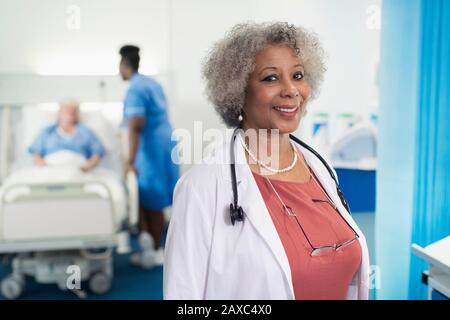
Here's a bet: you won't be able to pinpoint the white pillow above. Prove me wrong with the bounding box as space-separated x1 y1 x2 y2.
81 110 118 154
12 105 57 170
82 110 122 171
21 105 57 156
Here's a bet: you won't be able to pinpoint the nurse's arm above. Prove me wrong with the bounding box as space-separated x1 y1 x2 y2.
127 116 145 171
33 154 46 167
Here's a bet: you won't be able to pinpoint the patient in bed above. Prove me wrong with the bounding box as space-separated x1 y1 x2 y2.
28 99 105 172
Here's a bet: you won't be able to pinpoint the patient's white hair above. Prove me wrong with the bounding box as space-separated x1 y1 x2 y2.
202 21 326 127
59 98 80 110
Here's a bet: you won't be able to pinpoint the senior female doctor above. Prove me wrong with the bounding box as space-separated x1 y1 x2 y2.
164 22 370 300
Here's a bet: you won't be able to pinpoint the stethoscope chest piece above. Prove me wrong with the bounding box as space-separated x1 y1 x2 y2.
229 203 245 225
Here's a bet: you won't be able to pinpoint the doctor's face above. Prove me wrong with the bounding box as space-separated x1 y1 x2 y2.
242 44 311 134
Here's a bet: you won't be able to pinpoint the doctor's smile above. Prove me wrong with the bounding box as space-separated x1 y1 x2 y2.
272 105 300 117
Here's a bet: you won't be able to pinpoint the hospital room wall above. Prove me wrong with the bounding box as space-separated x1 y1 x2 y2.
0 0 381 150
0 0 170 77
0 0 172 104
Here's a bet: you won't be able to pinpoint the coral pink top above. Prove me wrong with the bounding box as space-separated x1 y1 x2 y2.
252 170 362 300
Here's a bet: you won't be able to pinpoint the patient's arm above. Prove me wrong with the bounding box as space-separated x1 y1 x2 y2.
33 154 46 167
80 154 102 172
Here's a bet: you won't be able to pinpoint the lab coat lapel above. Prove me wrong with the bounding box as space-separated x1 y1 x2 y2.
232 139 295 299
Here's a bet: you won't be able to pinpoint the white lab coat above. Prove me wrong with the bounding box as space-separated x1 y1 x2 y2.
164 135 370 300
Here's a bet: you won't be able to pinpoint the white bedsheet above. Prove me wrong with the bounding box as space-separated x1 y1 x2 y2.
1 165 127 224
44 150 87 167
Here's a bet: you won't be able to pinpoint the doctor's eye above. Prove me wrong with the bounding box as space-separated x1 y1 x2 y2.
262 75 278 82
293 72 304 80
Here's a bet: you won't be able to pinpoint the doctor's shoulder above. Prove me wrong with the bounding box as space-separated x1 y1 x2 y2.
169 162 221 232
174 161 221 200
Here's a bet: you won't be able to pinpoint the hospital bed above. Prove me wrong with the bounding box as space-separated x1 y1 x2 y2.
0 104 138 299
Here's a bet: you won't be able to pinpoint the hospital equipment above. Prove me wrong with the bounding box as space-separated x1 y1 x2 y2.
412 236 450 299
329 122 377 213
0 104 138 299
329 121 377 171
229 129 352 226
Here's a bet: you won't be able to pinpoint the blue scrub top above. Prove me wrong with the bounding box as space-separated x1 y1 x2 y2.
28 124 105 159
123 73 179 210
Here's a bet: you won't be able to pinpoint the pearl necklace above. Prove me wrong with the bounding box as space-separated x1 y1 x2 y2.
238 134 298 173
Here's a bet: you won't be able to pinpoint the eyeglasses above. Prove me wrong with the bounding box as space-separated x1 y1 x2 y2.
265 177 360 257
284 203 359 256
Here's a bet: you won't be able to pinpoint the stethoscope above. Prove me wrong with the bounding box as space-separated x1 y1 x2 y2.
229 129 351 225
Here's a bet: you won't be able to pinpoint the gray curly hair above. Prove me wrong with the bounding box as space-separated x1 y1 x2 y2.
202 22 326 128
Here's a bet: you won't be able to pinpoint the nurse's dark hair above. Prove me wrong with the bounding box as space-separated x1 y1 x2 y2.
119 45 140 71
